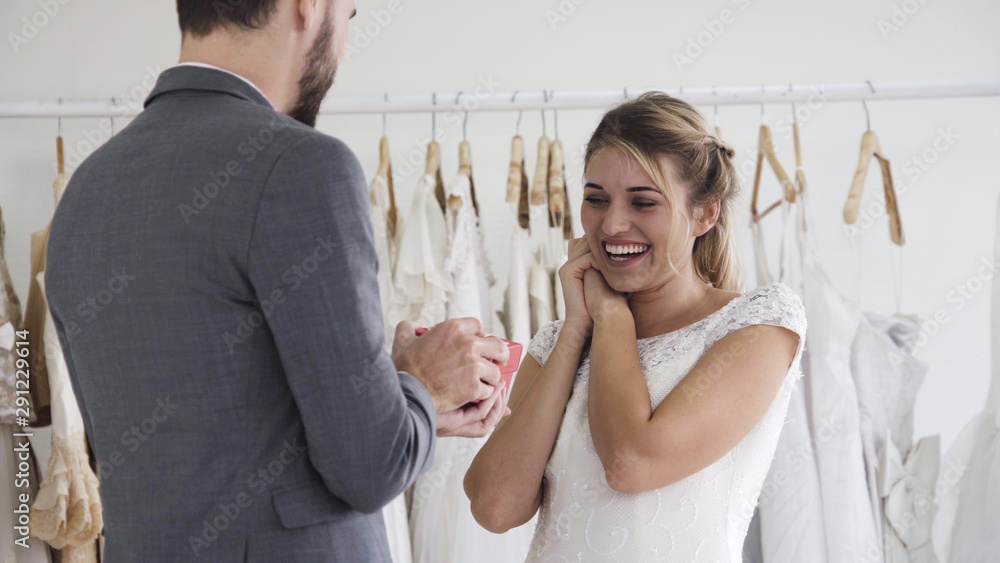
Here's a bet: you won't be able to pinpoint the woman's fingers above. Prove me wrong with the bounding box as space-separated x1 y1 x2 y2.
567 237 593 261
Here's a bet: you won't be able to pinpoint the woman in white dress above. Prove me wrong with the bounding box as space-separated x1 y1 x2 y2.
465 92 807 562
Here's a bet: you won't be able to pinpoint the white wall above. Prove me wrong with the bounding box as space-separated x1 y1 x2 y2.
2 0 998 469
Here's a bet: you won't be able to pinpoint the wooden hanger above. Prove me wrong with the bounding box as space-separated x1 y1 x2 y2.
750 124 796 222
548 139 566 230
53 135 69 203
844 129 904 245
372 135 399 240
506 135 530 229
531 136 550 206
791 112 808 231
449 140 480 216
424 140 446 213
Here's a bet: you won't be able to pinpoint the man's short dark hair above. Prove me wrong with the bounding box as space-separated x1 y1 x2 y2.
177 0 280 37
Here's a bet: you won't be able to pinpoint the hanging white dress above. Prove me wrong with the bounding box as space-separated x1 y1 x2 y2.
744 199 828 563
932 194 1000 563
392 174 452 328
525 282 808 562
443 173 494 330
368 175 414 563
0 207 51 563
29 274 102 563
528 247 553 337
408 174 535 563
851 310 939 563
798 190 882 562
504 203 532 346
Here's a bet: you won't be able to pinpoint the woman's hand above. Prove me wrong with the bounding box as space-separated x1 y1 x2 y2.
583 268 629 325
558 237 599 338
437 383 510 438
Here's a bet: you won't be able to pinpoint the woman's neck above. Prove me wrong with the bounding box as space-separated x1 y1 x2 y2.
626 265 715 339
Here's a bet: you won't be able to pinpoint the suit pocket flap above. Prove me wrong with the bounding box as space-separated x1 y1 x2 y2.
271 480 351 529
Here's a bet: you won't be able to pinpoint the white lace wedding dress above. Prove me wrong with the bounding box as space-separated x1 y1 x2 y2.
524 282 808 562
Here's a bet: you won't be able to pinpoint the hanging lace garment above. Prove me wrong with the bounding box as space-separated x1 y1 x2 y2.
0 201 52 563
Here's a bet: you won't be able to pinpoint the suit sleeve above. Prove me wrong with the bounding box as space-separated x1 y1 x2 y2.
247 133 437 514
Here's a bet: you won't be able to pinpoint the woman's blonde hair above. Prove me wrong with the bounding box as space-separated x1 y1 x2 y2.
584 92 744 292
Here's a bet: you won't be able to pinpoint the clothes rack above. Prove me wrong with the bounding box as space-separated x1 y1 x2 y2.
0 80 998 119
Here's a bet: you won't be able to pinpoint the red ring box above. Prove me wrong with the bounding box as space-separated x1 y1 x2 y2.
413 327 522 404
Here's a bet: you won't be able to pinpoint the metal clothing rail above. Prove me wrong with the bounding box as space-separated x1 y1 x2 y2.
1 80 998 118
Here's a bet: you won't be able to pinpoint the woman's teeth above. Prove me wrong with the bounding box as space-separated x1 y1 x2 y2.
604 243 650 262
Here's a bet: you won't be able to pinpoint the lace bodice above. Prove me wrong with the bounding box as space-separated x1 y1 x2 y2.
524 282 807 562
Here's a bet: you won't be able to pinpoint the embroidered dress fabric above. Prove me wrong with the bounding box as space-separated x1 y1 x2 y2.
524 282 807 562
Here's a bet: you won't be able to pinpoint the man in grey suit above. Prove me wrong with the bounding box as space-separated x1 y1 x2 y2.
43 0 511 560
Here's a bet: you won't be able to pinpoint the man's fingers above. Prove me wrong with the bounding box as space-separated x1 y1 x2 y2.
394 320 416 344
476 358 501 388
475 336 509 365
466 384 501 419
446 317 486 337
475 381 495 402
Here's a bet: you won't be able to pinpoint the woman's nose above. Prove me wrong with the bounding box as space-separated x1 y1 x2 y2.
602 203 631 236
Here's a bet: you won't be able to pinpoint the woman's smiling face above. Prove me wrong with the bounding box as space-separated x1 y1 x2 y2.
581 147 697 295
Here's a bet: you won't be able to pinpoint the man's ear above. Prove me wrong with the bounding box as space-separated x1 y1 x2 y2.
693 198 721 237
294 0 322 31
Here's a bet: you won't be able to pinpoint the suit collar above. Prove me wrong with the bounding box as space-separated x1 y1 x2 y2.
144 65 274 110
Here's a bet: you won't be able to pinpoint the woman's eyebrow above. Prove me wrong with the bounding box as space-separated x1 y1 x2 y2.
584 182 659 194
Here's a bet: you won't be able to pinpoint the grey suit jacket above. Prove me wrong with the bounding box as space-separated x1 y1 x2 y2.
44 65 437 562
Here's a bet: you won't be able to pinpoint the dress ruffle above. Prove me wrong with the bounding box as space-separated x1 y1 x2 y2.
31 430 103 549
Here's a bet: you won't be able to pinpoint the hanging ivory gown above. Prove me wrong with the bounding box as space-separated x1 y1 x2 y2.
528 247 553 337
28 152 102 562
0 203 52 563
30 273 103 563
744 198 828 563
932 194 1000 563
408 171 535 563
392 174 452 329
851 310 939 563
443 173 494 330
368 174 413 563
799 188 882 562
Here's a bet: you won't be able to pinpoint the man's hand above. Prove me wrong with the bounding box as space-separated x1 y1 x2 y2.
391 318 508 413
437 382 510 438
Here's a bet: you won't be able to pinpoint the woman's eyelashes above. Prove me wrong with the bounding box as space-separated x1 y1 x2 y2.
583 196 657 209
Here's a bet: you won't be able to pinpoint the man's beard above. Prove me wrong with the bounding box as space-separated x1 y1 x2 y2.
288 8 337 127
